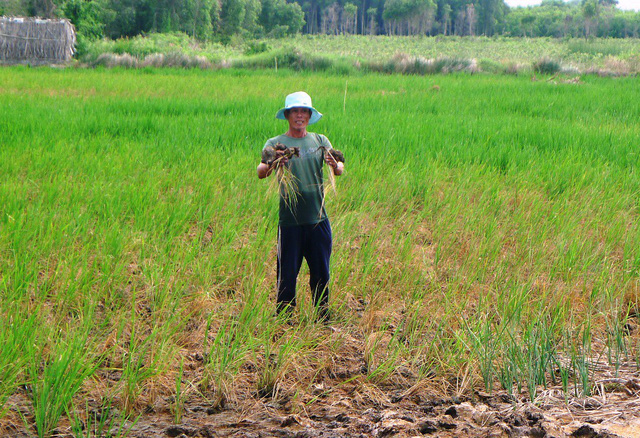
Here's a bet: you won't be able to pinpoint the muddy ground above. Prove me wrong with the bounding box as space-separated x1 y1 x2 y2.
130 376 640 438
4 364 640 438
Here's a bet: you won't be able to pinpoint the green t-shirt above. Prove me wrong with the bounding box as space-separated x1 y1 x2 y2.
264 133 333 227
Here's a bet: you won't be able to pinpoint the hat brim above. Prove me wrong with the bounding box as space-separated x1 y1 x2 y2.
276 106 323 125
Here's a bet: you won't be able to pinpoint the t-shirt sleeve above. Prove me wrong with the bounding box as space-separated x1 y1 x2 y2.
318 134 333 151
263 137 276 150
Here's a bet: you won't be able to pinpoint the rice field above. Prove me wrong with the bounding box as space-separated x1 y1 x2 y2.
1 66 640 436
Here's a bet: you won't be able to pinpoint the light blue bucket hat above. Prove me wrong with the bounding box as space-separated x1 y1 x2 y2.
275 91 323 125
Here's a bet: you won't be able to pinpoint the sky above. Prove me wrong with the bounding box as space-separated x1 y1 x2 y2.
503 0 640 11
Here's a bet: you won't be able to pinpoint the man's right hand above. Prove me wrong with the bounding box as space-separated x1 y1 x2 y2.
272 150 288 168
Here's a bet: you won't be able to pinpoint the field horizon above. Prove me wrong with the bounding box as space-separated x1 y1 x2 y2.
76 34 640 77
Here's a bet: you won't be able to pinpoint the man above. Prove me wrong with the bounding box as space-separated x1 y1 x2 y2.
257 91 344 321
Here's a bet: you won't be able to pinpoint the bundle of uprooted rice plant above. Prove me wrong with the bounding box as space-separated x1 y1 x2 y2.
261 144 345 210
262 143 300 207
322 147 345 194
319 147 345 215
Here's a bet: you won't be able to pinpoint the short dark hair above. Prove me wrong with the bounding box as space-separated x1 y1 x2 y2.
284 107 312 118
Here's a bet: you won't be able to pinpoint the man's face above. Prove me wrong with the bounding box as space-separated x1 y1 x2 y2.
286 107 311 130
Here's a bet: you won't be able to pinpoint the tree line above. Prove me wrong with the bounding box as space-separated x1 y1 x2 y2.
1 0 638 41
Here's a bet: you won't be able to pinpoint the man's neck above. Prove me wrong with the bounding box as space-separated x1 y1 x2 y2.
286 128 308 138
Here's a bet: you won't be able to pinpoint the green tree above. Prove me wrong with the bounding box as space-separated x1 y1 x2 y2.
260 0 304 36
476 0 503 36
220 0 245 36
582 0 599 38
62 0 106 38
343 2 357 33
366 6 377 33
242 0 262 34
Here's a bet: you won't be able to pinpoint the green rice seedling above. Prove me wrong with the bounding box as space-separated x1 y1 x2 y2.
70 401 110 438
554 333 574 402
522 318 558 402
256 324 304 399
0 314 37 419
366 345 402 384
69 397 138 438
363 327 402 384
603 301 631 377
569 319 593 398
119 322 174 414
202 315 251 408
462 314 505 392
29 332 97 438
171 357 185 424
498 342 519 396
117 293 180 414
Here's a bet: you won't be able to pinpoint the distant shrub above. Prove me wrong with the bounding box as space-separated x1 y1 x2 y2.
268 25 291 39
478 58 504 74
368 53 475 75
80 32 233 65
244 41 270 55
163 52 213 69
436 57 473 73
504 62 526 75
232 47 351 73
533 57 561 75
141 53 165 68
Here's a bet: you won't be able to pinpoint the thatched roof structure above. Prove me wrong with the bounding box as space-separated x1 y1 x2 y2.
0 17 76 65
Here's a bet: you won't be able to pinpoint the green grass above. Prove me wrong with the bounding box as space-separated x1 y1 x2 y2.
1 66 639 432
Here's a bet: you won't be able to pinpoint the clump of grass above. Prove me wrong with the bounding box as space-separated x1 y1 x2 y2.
70 398 137 438
533 57 562 75
244 41 271 55
367 53 475 75
93 52 215 69
256 324 306 400
202 315 250 409
141 52 214 69
171 357 185 424
232 46 349 73
567 40 624 57
478 58 506 75
93 53 139 68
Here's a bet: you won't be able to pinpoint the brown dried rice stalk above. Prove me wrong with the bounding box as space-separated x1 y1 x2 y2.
323 148 345 193
319 147 345 215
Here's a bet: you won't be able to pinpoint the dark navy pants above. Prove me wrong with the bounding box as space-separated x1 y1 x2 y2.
277 219 332 313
